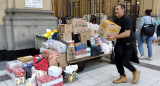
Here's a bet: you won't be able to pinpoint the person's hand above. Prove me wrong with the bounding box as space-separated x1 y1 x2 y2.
106 35 116 41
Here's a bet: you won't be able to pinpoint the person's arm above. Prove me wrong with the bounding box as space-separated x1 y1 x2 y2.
116 30 131 38
106 30 130 41
138 17 145 30
138 17 145 36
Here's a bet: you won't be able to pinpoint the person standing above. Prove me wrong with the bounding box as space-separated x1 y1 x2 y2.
138 9 158 60
107 4 140 84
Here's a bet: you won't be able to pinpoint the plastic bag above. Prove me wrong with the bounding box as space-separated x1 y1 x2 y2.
26 73 37 86
64 65 78 74
33 55 49 71
48 66 62 77
48 40 67 53
101 43 111 54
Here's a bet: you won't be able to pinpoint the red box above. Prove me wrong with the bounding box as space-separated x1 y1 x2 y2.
42 49 59 66
37 74 63 86
12 67 26 78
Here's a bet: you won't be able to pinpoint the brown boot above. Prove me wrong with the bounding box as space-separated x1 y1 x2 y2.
132 70 140 84
113 75 127 84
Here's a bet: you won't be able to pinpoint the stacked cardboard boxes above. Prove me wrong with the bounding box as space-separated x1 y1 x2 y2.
67 18 90 60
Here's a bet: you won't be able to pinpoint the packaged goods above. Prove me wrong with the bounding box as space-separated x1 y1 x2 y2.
17 56 34 63
6 60 23 69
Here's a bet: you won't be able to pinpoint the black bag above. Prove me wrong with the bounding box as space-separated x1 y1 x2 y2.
91 45 101 56
141 18 155 37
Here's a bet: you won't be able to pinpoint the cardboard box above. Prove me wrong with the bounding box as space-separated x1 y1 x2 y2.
64 71 77 83
98 19 121 39
67 19 73 24
72 18 89 34
17 56 34 63
75 49 87 56
80 31 90 42
42 49 59 66
89 29 96 37
60 33 72 42
59 53 68 69
75 42 87 51
59 24 73 33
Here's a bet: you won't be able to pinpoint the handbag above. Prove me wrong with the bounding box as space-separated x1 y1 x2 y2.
141 17 155 37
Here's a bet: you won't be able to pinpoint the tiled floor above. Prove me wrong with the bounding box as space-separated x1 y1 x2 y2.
0 43 160 86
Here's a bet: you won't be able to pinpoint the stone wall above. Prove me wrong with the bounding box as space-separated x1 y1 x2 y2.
4 8 58 50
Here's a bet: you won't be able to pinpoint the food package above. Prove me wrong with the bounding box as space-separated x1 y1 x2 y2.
42 40 67 54
36 74 63 86
12 67 26 78
17 56 34 63
6 60 23 69
11 74 25 85
31 66 47 77
5 66 13 78
42 49 59 66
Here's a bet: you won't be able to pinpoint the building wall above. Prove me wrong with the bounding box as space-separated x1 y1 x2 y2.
0 0 56 50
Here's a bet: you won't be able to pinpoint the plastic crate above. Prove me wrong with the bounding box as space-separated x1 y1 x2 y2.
35 35 48 50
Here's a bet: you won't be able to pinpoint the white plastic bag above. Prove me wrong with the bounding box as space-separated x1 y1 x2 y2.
48 40 67 53
101 43 112 54
48 66 62 77
26 73 37 86
64 65 78 74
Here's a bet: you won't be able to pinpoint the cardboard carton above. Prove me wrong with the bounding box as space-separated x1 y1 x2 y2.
75 42 87 51
66 19 73 24
98 19 121 39
58 24 73 33
72 18 89 34
59 53 68 69
60 33 72 42
80 31 90 42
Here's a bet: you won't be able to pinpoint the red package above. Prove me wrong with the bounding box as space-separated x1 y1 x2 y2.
12 67 25 78
37 74 62 84
42 49 59 66
33 55 49 71
5 66 13 73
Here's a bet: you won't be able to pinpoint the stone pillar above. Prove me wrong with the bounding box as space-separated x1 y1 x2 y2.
4 8 58 50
